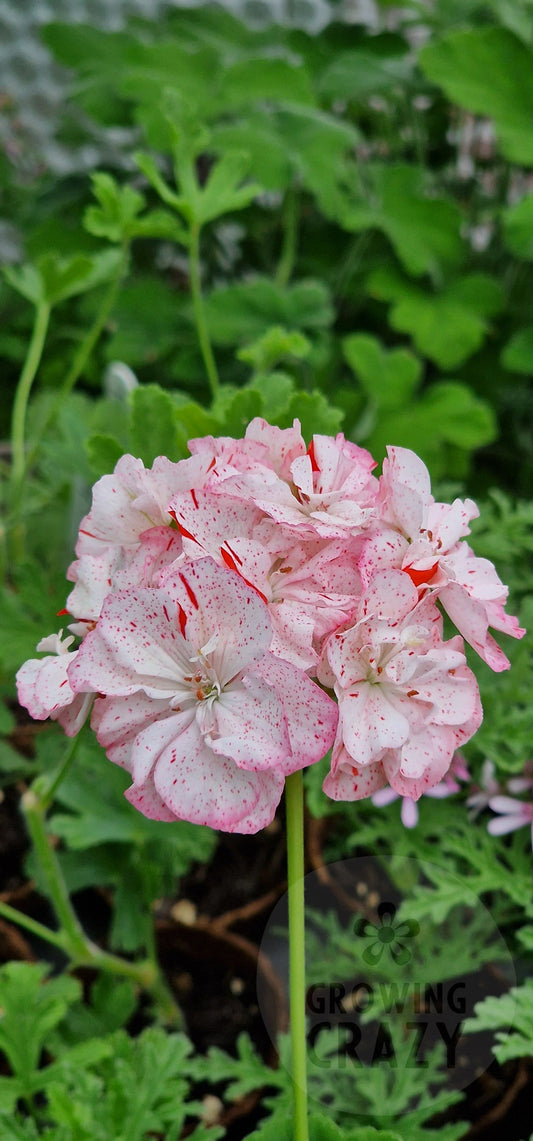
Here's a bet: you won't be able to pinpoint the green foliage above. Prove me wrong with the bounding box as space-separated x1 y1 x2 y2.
251 1030 466 1140
1 3 533 1134
503 192 533 260
0 962 226 1140
129 384 180 465
84 171 186 245
247 1114 403 1141
343 332 496 475
0 964 111 1112
342 165 465 278
419 26 533 164
4 251 122 310
463 980 533 1063
367 268 503 370
204 278 334 346
501 325 533 372
238 326 312 375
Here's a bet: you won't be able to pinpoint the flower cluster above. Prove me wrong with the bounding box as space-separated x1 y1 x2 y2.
17 420 524 833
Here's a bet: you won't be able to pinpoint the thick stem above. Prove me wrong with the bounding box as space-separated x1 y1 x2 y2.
189 223 219 399
285 770 309 1141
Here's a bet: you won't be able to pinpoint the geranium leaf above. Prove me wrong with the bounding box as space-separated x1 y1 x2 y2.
367 267 503 368
342 165 464 277
420 26 533 165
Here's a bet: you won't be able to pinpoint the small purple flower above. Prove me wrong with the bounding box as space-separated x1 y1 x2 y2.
371 752 470 828
487 796 533 849
466 759 501 817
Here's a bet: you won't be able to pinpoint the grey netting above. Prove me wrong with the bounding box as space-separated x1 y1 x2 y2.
0 0 379 169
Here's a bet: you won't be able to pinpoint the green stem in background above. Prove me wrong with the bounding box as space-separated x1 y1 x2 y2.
188 222 220 399
24 244 129 478
36 728 83 815
9 300 51 507
12 779 182 1025
276 187 299 288
22 787 89 959
285 769 309 1141
0 899 68 952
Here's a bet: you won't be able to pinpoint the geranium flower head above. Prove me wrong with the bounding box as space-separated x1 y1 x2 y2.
68 559 338 833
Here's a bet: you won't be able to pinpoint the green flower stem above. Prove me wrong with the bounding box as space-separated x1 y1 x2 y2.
9 301 51 511
285 769 309 1141
188 222 220 399
36 730 84 814
276 187 299 288
22 787 88 959
24 244 129 478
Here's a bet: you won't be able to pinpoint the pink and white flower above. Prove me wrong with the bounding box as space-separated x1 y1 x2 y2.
488 795 533 848
361 446 525 671
16 631 92 736
168 488 361 669
204 433 378 539
322 570 482 802
68 559 338 833
14 419 524 833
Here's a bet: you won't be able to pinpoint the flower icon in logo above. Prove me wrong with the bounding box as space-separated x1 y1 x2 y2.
356 903 420 966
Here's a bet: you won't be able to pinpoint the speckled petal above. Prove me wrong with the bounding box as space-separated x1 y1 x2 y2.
152 726 283 832
253 655 338 773
211 675 290 771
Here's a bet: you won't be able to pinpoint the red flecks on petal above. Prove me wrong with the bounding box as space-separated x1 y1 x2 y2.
223 541 243 567
169 509 200 545
179 573 199 610
78 528 96 538
404 563 439 588
57 608 70 616
307 439 320 473
221 547 238 573
190 488 199 509
220 546 268 605
177 603 188 638
163 605 170 622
